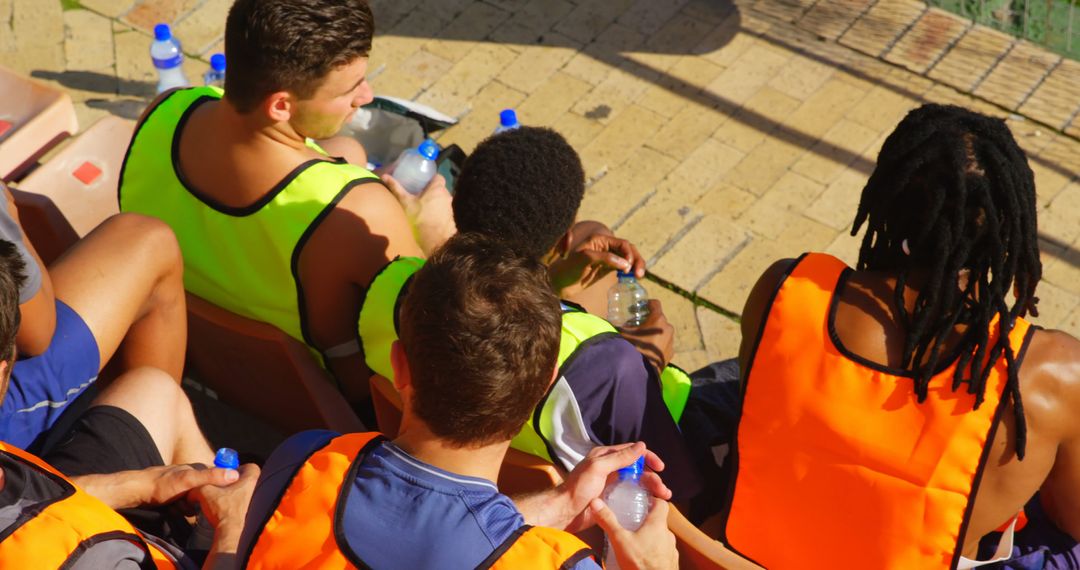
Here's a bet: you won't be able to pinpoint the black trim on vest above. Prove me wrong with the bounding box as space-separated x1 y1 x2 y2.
240 434 340 566
393 272 417 337
717 252 805 566
560 547 600 570
0 451 76 543
950 324 1036 570
559 299 589 314
117 88 185 210
476 525 532 569
59 530 159 570
827 268 970 379
168 95 350 217
290 177 386 359
333 435 386 570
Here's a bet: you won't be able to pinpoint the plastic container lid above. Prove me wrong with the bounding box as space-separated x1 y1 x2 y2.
210 53 226 72
154 24 172 41
417 139 440 160
616 456 645 480
499 109 518 128
214 447 240 470
616 270 636 279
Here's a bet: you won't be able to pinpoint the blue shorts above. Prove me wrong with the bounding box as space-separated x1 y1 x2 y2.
0 300 100 449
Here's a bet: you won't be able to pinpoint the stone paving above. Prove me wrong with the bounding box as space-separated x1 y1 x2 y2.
1 0 1079 373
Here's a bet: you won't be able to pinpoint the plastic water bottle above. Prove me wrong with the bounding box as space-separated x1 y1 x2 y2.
603 456 652 570
203 53 226 88
151 24 189 94
391 139 440 195
187 448 239 550
493 109 520 134
607 271 650 327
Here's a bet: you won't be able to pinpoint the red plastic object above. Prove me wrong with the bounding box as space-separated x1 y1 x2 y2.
72 161 102 185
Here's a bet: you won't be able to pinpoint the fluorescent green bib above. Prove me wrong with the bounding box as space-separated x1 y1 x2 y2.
119 87 379 353
357 258 694 463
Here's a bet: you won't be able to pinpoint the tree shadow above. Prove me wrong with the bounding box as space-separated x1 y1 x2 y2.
377 0 1080 268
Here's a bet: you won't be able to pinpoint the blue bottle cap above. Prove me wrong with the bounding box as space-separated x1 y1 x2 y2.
499 109 518 128
154 23 172 41
214 447 239 470
210 53 226 72
616 270 635 279
417 139 440 161
616 456 645 480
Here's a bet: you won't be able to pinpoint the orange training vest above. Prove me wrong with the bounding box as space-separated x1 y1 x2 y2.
244 432 598 569
723 253 1033 569
0 442 176 569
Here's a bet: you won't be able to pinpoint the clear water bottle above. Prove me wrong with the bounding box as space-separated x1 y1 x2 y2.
203 53 226 88
151 24 190 94
603 456 652 570
187 448 239 550
391 139 440 195
493 109 520 134
607 271 650 327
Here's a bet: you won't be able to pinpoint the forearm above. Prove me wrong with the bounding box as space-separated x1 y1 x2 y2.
414 218 455 257
202 521 245 570
71 471 150 510
512 485 577 531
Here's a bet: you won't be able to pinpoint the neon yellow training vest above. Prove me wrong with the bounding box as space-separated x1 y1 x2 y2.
357 257 694 463
119 86 379 354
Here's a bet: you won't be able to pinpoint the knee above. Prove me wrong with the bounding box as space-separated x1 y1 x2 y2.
104 213 183 270
574 220 613 237
321 136 368 166
95 366 186 412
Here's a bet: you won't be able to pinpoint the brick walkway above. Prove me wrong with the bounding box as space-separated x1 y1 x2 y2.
2 0 1078 372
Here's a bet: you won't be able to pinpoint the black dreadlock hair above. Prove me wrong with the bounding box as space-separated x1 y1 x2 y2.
851 104 1041 459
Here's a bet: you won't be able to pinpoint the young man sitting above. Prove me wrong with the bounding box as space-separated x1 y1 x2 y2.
118 0 454 411
238 234 678 569
361 128 742 519
0 184 187 451
726 105 1080 567
0 238 259 569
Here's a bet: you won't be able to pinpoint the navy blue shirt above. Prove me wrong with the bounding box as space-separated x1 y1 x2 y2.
240 431 600 570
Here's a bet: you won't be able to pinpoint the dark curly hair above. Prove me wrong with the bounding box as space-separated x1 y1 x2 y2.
853 104 1040 458
224 0 374 113
452 127 586 260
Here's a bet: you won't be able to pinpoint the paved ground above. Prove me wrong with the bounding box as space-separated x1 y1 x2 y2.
2 0 1079 375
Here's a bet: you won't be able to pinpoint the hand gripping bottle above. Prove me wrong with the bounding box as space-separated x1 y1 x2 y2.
187 448 239 550
493 109 520 134
150 24 190 94
607 271 650 327
391 139 440 195
603 456 652 570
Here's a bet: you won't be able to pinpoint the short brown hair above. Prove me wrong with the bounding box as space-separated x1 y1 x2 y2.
223 0 375 113
399 233 562 448
0 239 24 360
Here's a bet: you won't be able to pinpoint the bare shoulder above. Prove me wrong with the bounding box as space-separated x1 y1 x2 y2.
1019 327 1080 436
301 180 422 284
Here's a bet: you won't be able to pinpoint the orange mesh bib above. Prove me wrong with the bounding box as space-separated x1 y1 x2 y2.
724 253 1032 569
0 443 175 569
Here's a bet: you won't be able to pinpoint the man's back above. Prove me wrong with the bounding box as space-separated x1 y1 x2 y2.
738 256 1080 563
120 87 422 397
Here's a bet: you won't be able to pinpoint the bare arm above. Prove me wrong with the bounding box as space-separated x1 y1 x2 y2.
298 181 425 402
1037 331 1080 540
2 184 56 355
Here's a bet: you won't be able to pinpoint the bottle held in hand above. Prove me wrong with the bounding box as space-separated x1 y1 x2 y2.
187 447 239 550
603 456 652 570
391 139 440 195
607 271 650 327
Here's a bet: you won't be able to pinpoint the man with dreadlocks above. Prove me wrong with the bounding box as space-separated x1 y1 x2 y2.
718 104 1080 569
